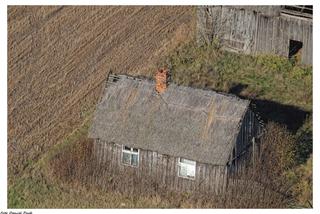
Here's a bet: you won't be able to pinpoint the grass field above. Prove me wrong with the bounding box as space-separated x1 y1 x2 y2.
163 41 312 111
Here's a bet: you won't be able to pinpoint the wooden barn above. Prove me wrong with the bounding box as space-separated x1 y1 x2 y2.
88 69 264 193
197 5 313 65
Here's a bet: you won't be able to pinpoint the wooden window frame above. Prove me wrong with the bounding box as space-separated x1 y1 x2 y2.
121 145 139 167
177 157 196 180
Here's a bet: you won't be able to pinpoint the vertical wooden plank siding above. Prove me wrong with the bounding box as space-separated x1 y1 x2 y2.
197 6 312 65
228 108 263 175
92 105 262 194
93 140 231 194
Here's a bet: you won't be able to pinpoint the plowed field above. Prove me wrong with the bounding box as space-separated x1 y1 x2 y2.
8 6 195 182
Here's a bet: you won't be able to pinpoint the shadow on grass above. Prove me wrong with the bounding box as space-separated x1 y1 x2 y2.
228 83 311 133
252 99 310 133
229 83 312 164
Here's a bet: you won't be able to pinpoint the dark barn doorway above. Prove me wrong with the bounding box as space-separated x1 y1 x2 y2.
289 40 303 61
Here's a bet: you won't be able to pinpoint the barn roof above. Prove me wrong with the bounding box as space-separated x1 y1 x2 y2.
88 74 250 165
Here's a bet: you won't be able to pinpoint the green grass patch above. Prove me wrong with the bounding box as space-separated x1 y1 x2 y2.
162 41 312 111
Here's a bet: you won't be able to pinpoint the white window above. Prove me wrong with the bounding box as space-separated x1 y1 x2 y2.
178 158 196 179
122 145 139 167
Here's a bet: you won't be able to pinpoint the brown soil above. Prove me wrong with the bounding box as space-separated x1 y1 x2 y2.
7 6 195 183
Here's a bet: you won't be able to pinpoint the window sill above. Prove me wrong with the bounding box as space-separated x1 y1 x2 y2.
178 175 196 180
121 162 139 168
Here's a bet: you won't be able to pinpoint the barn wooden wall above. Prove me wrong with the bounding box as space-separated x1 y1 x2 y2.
197 6 313 65
93 139 228 194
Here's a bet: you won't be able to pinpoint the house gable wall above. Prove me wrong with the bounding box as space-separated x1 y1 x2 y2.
228 109 264 174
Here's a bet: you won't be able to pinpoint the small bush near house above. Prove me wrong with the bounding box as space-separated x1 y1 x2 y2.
256 122 296 184
289 155 313 208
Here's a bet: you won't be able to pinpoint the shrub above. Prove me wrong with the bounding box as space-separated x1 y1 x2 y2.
255 122 296 188
290 155 313 207
49 138 96 183
295 115 313 165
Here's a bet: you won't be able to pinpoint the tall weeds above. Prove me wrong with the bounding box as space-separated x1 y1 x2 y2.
49 123 296 208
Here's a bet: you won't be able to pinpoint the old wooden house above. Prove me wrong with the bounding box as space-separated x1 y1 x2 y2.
88 69 263 193
197 5 313 65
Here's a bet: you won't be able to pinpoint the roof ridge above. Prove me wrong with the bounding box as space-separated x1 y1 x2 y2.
106 73 249 104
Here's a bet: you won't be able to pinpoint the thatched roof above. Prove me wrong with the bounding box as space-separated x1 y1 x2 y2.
88 75 250 165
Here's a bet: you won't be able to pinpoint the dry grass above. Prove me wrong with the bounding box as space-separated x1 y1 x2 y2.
8 104 302 208
41 124 293 208
289 155 313 207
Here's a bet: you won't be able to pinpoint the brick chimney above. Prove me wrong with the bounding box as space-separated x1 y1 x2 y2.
155 68 168 93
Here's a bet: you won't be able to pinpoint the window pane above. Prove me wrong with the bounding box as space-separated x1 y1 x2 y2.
122 152 131 165
180 158 196 166
178 158 196 178
186 164 195 177
179 165 188 177
131 154 139 166
132 148 139 153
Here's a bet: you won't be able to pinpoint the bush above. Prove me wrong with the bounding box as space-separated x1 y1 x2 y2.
49 138 97 183
295 115 313 165
290 155 313 207
255 122 296 189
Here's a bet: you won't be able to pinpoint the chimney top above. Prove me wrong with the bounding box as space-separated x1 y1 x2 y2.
155 68 169 93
